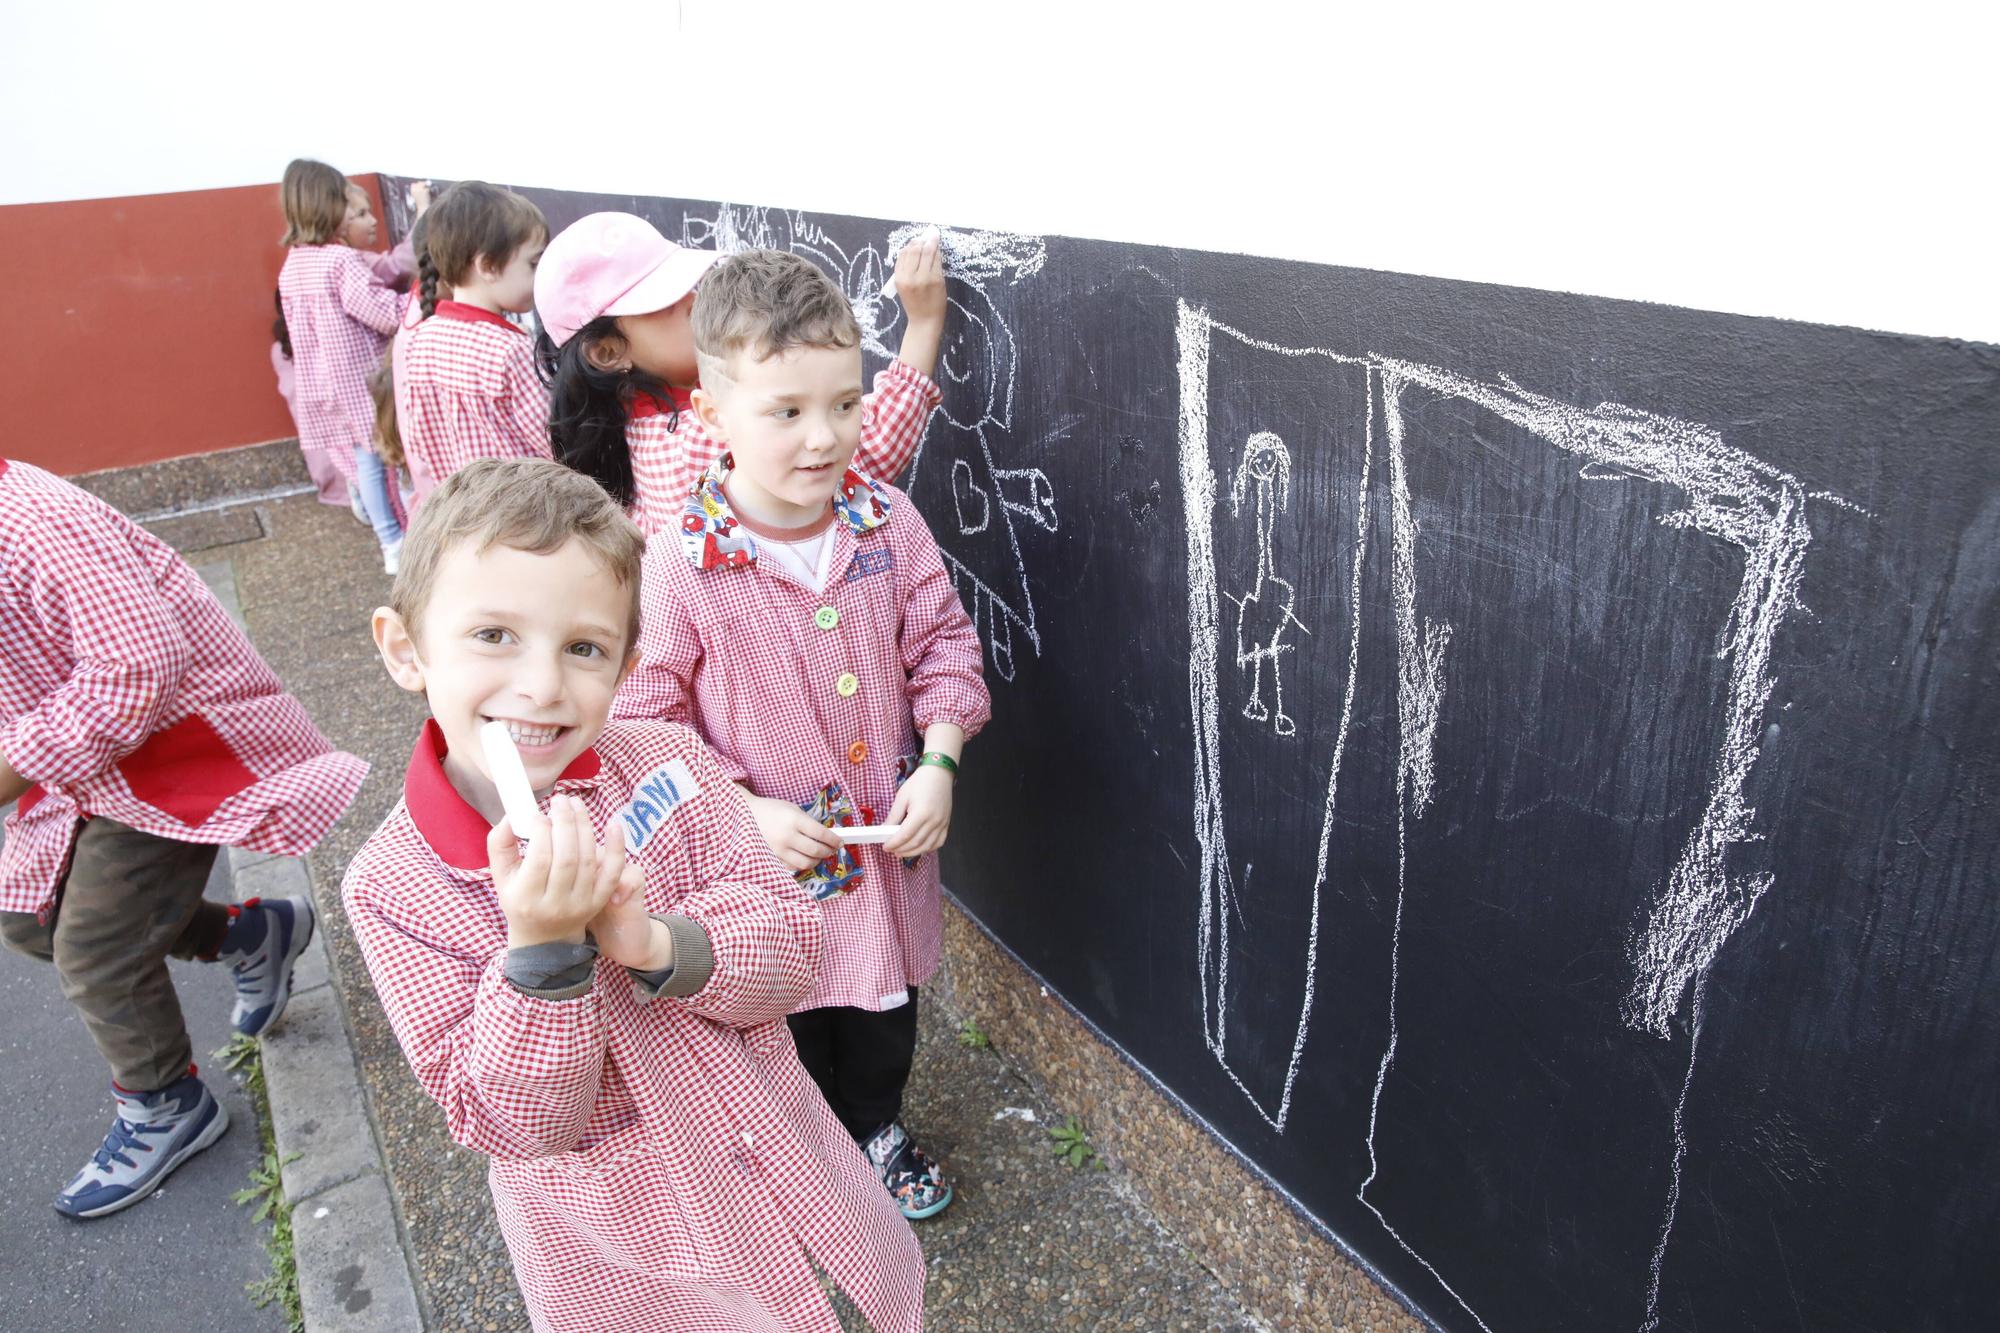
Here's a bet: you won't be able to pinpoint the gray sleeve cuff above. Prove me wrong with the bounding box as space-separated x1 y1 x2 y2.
626 914 715 1003
505 939 598 1000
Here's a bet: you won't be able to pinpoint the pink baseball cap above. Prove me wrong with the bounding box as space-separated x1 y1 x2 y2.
533 212 720 348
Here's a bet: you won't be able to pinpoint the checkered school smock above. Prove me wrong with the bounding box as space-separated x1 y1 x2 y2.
625 360 941 536
342 719 924 1332
0 459 366 917
278 244 404 487
615 460 990 1012
400 301 552 508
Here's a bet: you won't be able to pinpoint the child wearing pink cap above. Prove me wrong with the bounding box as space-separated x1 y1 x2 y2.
399 182 552 508
533 213 947 535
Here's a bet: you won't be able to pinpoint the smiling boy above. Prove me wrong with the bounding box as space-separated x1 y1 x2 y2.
615 249 991 1219
343 458 923 1332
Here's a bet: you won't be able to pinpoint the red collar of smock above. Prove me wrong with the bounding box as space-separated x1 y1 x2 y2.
434 301 525 333
404 719 601 871
627 385 694 420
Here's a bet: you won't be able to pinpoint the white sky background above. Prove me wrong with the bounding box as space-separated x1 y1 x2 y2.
2 0 1994 343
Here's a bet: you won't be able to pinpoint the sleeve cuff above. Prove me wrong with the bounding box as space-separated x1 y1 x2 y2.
505 939 598 1000
626 914 714 1003
0 720 67 788
912 700 992 740
880 358 944 407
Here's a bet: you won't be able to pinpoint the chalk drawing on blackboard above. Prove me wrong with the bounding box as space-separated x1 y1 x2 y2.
1226 432 1311 737
1177 301 1842 1332
679 208 1056 681
1178 304 1372 1136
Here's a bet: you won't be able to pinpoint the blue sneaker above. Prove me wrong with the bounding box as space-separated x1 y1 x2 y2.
864 1122 953 1220
55 1071 229 1219
220 895 315 1037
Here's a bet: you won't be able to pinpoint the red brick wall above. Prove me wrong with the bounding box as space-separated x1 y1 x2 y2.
0 174 393 476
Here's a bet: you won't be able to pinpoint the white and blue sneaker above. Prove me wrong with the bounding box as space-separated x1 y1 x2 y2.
219 895 315 1038
55 1071 229 1219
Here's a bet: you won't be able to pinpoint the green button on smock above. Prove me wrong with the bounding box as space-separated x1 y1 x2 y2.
835 672 860 697
814 606 840 630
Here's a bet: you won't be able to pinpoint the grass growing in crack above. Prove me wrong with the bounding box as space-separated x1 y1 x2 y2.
1048 1115 1106 1170
956 1017 990 1049
218 1033 305 1333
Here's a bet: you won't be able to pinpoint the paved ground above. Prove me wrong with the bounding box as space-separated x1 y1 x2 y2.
1 625 285 1333
5 486 1264 1330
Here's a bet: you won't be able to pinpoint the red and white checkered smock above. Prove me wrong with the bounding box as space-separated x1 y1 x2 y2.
615 461 990 1013
625 360 941 536
343 719 925 1333
0 460 367 917
389 290 429 488
400 301 553 509
278 244 404 487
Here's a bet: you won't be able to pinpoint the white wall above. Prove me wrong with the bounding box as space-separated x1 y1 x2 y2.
3 0 1994 343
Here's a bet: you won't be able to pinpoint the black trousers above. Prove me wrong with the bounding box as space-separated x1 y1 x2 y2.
786 987 920 1142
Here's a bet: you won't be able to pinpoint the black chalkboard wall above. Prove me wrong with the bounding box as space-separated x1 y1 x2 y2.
384 179 1999 1332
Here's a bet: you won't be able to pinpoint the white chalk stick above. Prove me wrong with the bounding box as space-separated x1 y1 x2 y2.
480 721 544 835
879 226 941 300
834 825 903 845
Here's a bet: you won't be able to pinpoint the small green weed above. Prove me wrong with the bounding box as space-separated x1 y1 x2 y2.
1048 1115 1105 1169
216 1035 304 1333
956 1018 990 1049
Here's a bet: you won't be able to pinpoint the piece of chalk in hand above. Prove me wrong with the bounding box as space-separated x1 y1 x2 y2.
480 720 544 835
835 825 903 845
879 226 941 300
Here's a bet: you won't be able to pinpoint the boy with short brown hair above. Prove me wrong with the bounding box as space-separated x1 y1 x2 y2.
345 457 922 1332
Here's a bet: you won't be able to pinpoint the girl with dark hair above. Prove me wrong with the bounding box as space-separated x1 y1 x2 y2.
532 212 948 534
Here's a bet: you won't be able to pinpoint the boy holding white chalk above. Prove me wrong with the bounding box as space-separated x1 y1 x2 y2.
345 458 923 1331
615 249 991 1218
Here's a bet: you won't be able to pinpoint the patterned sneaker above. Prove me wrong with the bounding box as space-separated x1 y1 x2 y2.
219 895 315 1037
55 1070 229 1219
864 1122 953 1220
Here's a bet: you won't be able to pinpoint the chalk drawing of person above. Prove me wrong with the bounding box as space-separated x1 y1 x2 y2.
1227 431 1310 736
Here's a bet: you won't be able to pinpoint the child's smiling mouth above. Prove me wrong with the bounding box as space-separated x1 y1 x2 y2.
482 716 570 752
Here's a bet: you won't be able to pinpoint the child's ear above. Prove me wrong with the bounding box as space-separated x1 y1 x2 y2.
690 386 726 441
583 330 631 374
617 644 642 687
372 607 428 694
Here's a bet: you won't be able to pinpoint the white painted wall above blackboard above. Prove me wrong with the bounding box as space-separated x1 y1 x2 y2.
4 2 1996 342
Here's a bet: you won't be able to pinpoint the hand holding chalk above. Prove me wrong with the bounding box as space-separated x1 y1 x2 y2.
881 226 943 301
481 720 544 837
408 180 434 217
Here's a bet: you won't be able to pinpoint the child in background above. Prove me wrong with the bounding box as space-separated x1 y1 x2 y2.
277 157 408 571
616 250 990 1220
398 183 551 508
271 292 350 508
390 208 443 498
367 357 414 512
339 178 429 290
533 213 947 534
0 458 364 1218
346 458 924 1332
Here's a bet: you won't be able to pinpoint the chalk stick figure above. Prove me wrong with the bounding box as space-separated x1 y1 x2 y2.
1227 431 1309 736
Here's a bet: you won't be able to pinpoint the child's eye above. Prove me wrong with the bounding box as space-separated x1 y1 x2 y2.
567 641 608 659
837 399 860 414
772 407 800 421
472 627 512 646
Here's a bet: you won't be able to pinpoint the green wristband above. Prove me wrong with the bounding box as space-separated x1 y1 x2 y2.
917 751 959 779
